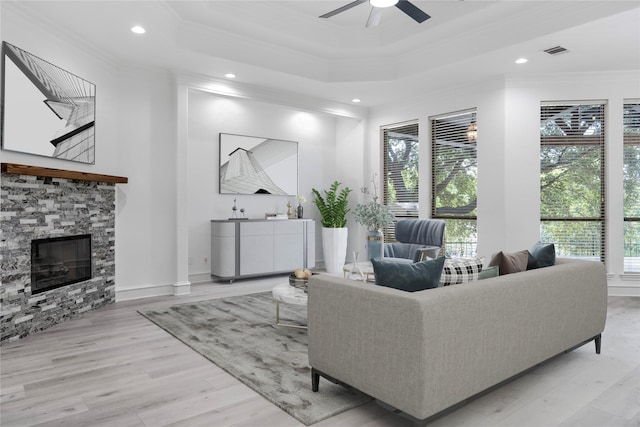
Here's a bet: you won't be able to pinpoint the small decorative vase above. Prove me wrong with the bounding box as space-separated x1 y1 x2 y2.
297 204 303 219
367 230 384 261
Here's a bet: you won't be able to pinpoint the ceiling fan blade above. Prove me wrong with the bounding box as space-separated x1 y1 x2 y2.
320 0 367 19
366 7 383 27
395 0 430 23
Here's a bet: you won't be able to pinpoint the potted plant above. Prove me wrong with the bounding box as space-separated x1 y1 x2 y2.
312 181 352 273
354 173 395 261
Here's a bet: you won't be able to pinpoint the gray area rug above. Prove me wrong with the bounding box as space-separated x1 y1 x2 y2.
139 292 371 425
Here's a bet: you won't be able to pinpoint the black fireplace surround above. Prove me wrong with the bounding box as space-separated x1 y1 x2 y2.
31 234 92 294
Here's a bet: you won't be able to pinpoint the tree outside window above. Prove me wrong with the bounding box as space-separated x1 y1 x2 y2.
540 103 605 262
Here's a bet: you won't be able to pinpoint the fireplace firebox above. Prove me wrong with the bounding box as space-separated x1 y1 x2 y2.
31 234 92 294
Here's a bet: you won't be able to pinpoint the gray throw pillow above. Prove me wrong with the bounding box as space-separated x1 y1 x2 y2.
372 257 445 292
488 250 529 275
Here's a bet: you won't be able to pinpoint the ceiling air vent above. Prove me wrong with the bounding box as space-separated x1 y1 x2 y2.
544 45 569 55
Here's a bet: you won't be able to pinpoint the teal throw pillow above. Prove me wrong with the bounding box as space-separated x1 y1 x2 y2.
530 242 556 268
478 265 499 280
372 257 445 292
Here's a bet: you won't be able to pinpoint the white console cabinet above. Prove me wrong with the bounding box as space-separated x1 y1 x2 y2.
211 219 315 282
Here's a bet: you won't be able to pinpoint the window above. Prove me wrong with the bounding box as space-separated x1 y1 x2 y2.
540 102 605 263
623 101 640 272
431 109 477 257
382 122 419 242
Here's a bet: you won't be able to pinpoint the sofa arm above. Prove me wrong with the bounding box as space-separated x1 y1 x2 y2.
307 275 429 413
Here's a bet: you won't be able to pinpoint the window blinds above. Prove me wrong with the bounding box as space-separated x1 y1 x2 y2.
540 102 606 263
623 101 640 272
382 122 419 242
431 110 477 219
431 109 478 257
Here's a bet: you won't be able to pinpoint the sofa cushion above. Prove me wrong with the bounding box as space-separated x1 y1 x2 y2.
530 242 556 268
371 257 445 292
440 258 484 286
478 265 499 279
488 250 529 275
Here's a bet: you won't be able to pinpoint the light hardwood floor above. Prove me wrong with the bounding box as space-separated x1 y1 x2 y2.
1 276 639 427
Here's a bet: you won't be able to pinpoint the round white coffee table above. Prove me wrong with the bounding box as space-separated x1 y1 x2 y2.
272 283 307 329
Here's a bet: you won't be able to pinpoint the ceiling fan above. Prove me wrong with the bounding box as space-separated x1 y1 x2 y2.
320 0 431 27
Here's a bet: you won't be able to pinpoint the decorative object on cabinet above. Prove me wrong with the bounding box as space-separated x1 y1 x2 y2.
265 213 288 220
219 133 298 195
229 198 248 220
296 194 306 218
287 201 296 219
1 42 96 164
312 181 352 274
211 219 315 282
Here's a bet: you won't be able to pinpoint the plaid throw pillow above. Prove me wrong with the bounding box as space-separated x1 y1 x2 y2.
440 258 484 286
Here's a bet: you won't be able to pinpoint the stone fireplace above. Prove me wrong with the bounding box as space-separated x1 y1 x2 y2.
0 163 127 345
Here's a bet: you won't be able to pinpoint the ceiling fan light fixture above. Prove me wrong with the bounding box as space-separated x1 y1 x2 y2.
370 0 398 8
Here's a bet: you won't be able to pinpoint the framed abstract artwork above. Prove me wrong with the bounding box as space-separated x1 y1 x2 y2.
1 41 96 164
219 133 298 195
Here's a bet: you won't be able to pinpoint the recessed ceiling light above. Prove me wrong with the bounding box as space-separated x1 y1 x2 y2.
131 26 146 34
515 58 528 64
352 98 361 103
225 73 236 79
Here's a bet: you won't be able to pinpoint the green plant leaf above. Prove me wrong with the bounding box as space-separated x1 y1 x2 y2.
312 181 352 228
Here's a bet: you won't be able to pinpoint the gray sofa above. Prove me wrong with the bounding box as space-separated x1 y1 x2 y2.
307 258 607 421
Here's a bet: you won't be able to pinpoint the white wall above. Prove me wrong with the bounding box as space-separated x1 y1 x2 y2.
334 116 367 260
114 65 179 299
186 89 363 281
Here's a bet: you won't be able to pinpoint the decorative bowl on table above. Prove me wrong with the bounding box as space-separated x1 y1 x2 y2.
289 270 316 292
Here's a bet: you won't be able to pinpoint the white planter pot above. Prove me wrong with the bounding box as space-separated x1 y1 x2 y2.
321 227 348 274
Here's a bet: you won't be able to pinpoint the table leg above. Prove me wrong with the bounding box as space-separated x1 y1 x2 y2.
274 300 307 330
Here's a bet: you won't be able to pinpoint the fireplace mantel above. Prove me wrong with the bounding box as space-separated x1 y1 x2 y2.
1 163 128 184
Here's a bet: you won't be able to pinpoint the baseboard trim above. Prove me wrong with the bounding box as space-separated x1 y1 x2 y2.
116 281 191 302
173 281 191 296
608 284 640 297
188 273 212 284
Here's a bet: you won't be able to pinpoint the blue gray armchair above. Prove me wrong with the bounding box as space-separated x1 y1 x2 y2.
383 219 446 261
